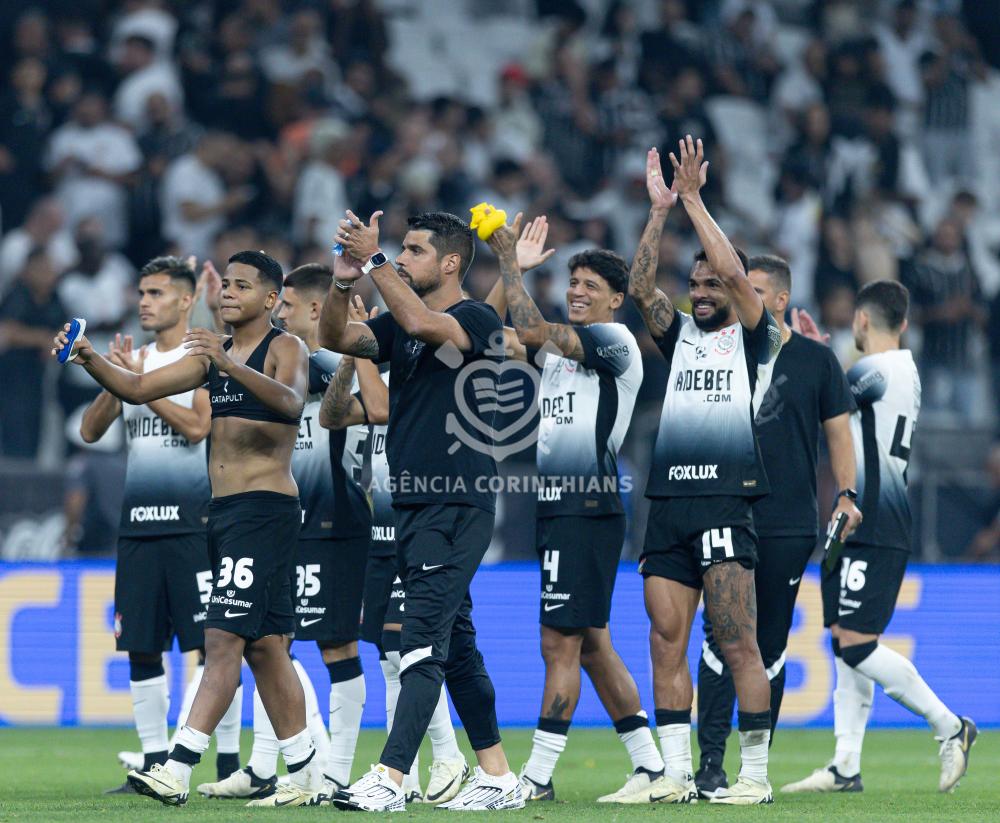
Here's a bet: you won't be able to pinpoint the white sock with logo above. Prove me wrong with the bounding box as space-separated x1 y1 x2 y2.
854 644 961 739
247 687 280 778
131 674 169 756
833 656 873 777
428 685 463 762
169 664 203 749
326 657 366 786
290 658 330 768
382 653 420 790
279 728 318 790
214 684 242 756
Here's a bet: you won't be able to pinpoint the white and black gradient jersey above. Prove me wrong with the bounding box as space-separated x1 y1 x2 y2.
293 348 370 540
530 323 642 517
846 349 920 551
646 310 780 499
119 343 209 537
365 372 394 557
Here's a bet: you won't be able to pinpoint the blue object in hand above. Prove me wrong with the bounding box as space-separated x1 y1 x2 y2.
58 318 87 364
332 243 344 256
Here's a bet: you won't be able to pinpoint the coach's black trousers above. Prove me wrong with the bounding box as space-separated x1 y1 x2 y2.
380 504 500 773
697 535 815 767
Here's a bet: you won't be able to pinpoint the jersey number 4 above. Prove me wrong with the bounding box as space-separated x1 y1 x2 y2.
890 414 913 479
542 550 560 583
702 528 734 561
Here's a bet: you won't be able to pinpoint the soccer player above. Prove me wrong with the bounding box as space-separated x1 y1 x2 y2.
693 254 863 798
319 210 524 811
331 301 470 806
782 281 976 795
79 256 243 792
627 139 780 805
483 218 667 803
53 250 324 807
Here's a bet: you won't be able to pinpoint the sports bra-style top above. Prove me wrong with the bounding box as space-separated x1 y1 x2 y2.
207 326 300 425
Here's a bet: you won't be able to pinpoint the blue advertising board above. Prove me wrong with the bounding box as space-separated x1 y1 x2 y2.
1 561 997 728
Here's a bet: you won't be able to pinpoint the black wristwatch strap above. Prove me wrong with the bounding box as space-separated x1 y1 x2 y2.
837 488 858 502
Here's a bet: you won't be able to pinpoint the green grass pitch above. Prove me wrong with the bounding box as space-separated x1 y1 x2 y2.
0 727 993 821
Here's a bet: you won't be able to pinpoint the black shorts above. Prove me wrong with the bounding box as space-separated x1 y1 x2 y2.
822 543 909 634
536 514 625 629
114 533 211 654
205 491 300 640
640 496 757 589
360 549 398 645
294 535 369 644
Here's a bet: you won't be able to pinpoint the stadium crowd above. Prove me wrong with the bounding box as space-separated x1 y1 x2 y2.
0 0 998 559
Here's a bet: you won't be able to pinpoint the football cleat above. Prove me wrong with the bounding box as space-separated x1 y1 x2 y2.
710 776 773 805
518 770 554 801
245 783 321 807
599 767 694 804
694 759 728 799
439 768 524 810
116 751 144 771
197 766 277 799
332 764 406 812
127 763 189 806
404 786 424 803
938 716 977 793
781 764 863 793
315 775 347 805
422 758 469 805
104 780 138 795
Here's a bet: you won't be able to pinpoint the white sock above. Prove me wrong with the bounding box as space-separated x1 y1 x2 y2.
428 685 463 761
165 725 210 784
382 654 420 789
247 687 279 778
215 684 243 755
326 658 366 786
524 728 567 785
854 644 961 739
279 728 318 789
170 664 203 749
737 728 770 783
833 656 873 777
131 674 169 755
618 713 664 773
291 658 330 768
656 722 692 783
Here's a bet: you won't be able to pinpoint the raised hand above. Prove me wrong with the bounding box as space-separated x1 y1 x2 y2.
197 260 223 310
516 215 556 271
486 212 523 261
108 333 148 374
647 148 678 212
668 135 709 198
52 323 93 364
790 308 830 345
183 328 231 369
333 250 366 283
336 209 383 262
347 294 380 322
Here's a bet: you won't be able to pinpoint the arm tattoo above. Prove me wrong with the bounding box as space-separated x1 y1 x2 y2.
320 356 357 429
629 210 675 337
349 332 380 360
500 250 583 360
702 561 757 645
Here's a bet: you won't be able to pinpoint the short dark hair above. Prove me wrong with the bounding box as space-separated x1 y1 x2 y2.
228 249 283 292
407 212 474 276
694 247 750 274
139 255 196 291
857 280 909 331
567 249 628 294
748 254 791 294
284 263 332 296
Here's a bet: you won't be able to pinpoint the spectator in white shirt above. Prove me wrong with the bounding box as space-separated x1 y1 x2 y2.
44 92 141 249
292 118 349 248
112 34 184 133
160 133 253 260
259 8 338 94
0 198 77 298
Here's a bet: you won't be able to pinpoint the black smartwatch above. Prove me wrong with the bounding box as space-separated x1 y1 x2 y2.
837 488 858 502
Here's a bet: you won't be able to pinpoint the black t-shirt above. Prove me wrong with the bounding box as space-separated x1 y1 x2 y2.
365 299 503 513
752 332 856 537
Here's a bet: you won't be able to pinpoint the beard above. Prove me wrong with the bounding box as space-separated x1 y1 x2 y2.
692 303 730 331
400 268 440 298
